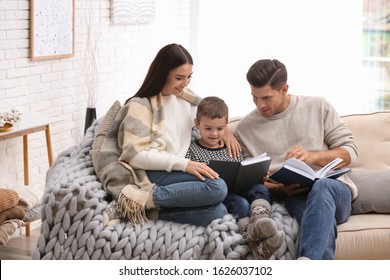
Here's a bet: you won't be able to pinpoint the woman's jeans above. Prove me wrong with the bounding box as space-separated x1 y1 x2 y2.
146 170 228 227
223 184 270 220
282 178 352 260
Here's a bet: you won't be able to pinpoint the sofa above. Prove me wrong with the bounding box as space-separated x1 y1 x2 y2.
229 111 390 260
333 111 390 259
32 103 390 260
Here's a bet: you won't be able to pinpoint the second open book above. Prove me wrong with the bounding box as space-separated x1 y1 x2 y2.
269 157 351 187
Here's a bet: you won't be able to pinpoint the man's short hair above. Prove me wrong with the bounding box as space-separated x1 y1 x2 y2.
246 59 287 90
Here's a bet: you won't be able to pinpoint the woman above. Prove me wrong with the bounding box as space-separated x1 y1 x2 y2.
117 43 240 226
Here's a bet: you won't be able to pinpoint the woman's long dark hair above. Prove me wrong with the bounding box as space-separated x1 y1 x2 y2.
125 43 193 104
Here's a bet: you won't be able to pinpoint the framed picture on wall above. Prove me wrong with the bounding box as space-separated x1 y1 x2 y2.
111 0 155 24
30 0 75 60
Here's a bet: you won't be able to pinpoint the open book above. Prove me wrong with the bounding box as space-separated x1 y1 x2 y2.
269 157 351 187
208 153 271 194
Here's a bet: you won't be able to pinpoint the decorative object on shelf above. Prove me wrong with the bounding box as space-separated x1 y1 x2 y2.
111 0 156 24
0 123 13 133
30 0 75 60
84 107 97 134
0 108 22 132
83 1 101 134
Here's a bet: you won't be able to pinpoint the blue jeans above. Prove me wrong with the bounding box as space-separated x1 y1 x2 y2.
146 170 228 227
282 178 352 260
223 184 270 220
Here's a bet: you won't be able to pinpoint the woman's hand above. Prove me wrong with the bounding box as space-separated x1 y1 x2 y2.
186 160 219 181
221 126 241 159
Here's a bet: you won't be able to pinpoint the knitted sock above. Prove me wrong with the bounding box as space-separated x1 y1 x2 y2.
102 201 121 227
247 199 277 241
239 215 284 260
252 230 285 260
237 217 250 242
239 217 266 259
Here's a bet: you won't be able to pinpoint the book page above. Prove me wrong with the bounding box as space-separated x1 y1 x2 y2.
241 152 269 166
283 164 316 180
326 168 350 178
316 158 343 178
284 158 316 177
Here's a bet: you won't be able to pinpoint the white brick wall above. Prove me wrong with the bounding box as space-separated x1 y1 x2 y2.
0 0 192 198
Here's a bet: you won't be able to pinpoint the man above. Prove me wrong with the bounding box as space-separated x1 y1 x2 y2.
234 59 358 260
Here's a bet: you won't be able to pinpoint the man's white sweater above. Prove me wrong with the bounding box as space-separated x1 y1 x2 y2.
234 94 358 199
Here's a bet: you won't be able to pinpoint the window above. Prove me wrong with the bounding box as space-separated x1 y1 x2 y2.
363 0 390 111
193 0 387 115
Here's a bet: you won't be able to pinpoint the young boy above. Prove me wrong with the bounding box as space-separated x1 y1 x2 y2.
185 96 285 260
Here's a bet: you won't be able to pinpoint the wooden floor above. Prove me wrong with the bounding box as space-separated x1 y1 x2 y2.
0 227 40 260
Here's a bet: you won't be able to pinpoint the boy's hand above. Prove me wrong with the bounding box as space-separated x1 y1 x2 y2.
262 171 270 183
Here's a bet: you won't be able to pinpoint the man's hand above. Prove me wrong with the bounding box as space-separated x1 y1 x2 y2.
265 180 310 198
186 160 219 181
285 145 314 164
286 146 352 167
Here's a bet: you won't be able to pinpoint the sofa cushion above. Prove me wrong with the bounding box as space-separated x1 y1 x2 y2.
341 111 390 171
228 116 242 131
336 214 390 260
350 170 390 214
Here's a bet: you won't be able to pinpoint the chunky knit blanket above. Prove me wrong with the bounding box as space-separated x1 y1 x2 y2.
33 120 299 260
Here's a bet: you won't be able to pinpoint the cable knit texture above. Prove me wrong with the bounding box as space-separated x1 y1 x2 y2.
0 189 19 213
33 120 299 260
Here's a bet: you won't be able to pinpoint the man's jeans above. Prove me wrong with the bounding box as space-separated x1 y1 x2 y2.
146 170 228 227
282 178 352 259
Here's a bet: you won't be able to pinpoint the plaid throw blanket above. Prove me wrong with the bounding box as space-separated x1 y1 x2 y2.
95 89 201 224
